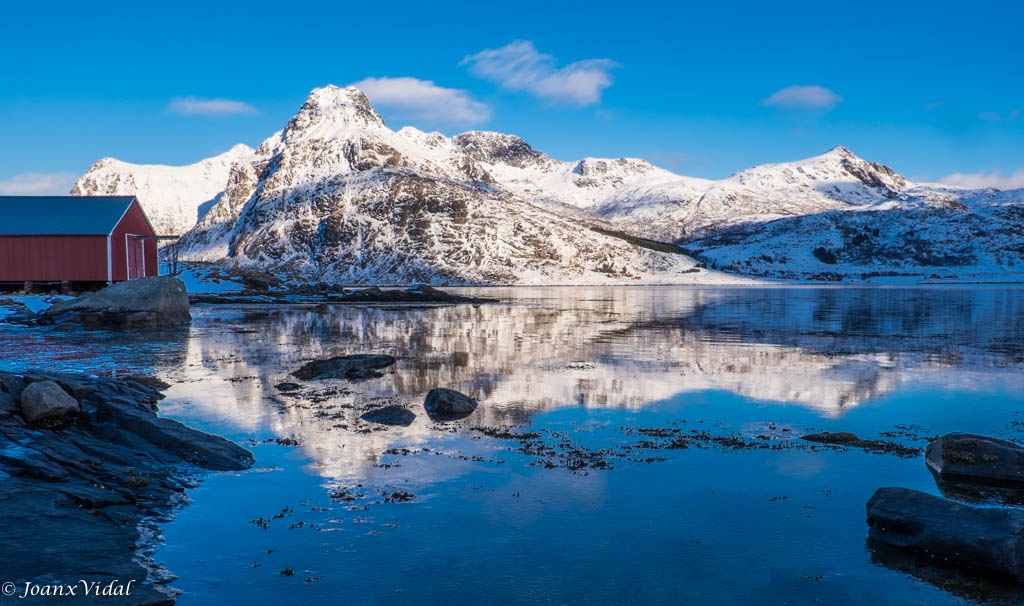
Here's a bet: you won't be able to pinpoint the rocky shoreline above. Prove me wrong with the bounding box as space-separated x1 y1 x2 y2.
0 370 253 605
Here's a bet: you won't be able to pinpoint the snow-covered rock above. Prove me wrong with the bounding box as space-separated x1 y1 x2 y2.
71 144 254 236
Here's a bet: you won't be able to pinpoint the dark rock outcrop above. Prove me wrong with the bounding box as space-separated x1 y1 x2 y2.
801 431 920 458
423 388 478 421
0 370 253 604
19 380 80 425
866 487 1024 581
801 431 860 445
926 433 1024 486
360 405 416 427
292 354 396 381
45 276 191 329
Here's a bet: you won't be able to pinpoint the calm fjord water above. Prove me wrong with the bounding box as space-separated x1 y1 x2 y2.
4 286 1024 604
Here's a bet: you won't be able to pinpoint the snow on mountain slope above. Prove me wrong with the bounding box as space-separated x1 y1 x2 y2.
453 131 714 241
679 146 910 238
177 86 715 285
683 187 1024 281
70 143 254 236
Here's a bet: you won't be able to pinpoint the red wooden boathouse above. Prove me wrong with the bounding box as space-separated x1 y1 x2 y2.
0 196 159 284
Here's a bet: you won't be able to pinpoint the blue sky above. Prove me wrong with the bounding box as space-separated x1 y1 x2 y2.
1 0 1022 194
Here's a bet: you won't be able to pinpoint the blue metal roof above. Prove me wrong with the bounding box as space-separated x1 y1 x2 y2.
0 196 139 235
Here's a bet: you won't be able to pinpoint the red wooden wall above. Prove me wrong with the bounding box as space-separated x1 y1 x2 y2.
0 235 108 281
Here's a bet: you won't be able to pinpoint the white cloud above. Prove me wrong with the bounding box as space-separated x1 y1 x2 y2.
940 169 1024 191
462 40 617 106
0 172 79 195
168 96 258 117
760 85 842 110
978 109 1020 123
924 101 946 111
350 77 492 126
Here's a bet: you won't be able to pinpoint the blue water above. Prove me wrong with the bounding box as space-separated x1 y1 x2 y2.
4 286 1024 604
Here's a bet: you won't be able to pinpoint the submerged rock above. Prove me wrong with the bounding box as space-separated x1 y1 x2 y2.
801 431 861 445
45 276 191 329
801 431 920 458
866 487 1024 581
423 388 478 421
292 354 397 381
360 405 416 427
926 433 1024 486
19 380 80 425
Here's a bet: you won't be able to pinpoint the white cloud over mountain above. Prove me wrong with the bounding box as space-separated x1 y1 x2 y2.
168 97 258 117
0 172 79 195
350 77 492 126
760 85 842 110
941 169 1024 190
462 40 616 106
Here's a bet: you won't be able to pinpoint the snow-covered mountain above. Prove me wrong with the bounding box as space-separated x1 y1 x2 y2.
70 143 254 236
71 84 1024 284
176 86 711 285
683 187 1024 281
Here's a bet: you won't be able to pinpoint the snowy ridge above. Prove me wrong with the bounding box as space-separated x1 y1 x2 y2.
70 143 254 236
453 131 714 241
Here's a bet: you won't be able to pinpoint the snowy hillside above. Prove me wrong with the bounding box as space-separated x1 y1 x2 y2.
176 86 717 285
683 187 1024 281
70 144 254 236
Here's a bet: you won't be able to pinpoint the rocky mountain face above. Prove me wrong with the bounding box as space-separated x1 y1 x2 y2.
71 143 254 236
175 86 703 285
72 84 1024 284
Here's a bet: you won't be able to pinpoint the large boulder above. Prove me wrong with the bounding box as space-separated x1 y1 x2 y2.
292 354 396 381
866 487 1024 581
45 276 191 329
926 433 1024 486
20 380 80 425
423 388 478 421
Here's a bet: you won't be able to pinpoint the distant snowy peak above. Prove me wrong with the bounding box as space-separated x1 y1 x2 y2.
728 145 907 200
70 143 254 236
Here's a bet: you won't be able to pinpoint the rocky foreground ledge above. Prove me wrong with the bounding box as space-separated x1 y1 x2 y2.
0 370 253 605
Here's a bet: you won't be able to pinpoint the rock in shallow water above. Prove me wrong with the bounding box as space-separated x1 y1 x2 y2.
926 433 1024 486
293 354 396 381
44 276 191 329
866 487 1024 581
19 380 80 425
423 388 478 421
360 405 416 426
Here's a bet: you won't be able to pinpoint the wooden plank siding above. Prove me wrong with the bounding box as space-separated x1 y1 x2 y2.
0 235 109 281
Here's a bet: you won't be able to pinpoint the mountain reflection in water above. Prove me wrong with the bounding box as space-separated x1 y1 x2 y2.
147 286 1024 480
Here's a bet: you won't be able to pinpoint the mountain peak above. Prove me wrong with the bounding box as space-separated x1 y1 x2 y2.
453 131 547 168
284 85 386 139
